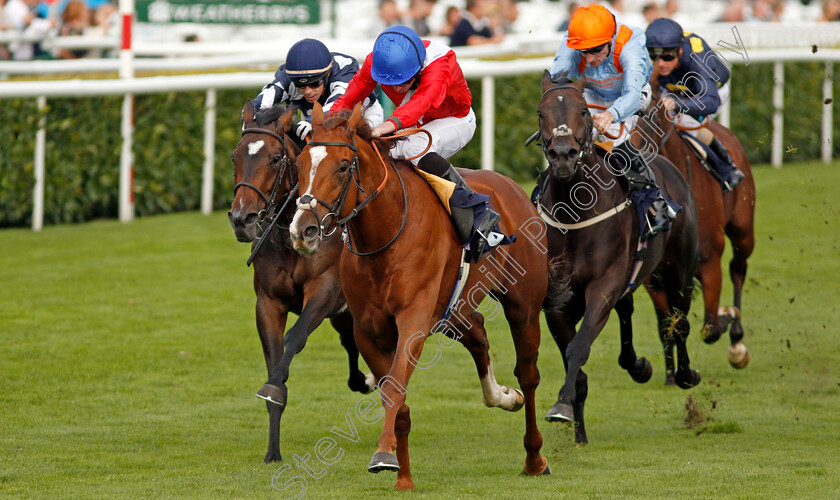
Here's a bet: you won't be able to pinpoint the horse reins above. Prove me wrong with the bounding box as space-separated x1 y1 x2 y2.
297 127 431 256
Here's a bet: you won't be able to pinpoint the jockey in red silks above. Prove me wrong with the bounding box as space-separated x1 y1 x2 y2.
332 25 502 261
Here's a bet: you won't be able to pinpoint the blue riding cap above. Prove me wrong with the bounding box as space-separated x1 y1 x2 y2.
371 25 426 86
645 18 684 51
284 38 333 84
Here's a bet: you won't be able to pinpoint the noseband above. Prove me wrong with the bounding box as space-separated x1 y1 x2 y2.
295 138 365 239
527 84 593 172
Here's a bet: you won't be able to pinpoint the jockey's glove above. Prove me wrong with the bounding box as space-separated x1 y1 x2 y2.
295 120 312 141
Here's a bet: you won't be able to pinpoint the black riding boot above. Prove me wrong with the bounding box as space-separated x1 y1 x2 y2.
417 153 502 257
612 142 678 240
709 137 744 191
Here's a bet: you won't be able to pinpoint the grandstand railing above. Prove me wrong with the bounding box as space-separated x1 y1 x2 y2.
1 48 837 230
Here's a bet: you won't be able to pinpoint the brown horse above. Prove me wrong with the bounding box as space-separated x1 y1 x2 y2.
532 73 700 444
228 101 374 463
289 102 557 490
633 82 756 376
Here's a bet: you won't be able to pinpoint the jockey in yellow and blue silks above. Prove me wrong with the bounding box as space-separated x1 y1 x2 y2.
550 4 678 240
646 18 745 191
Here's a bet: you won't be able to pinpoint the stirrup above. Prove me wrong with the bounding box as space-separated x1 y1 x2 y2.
471 210 502 260
723 169 745 192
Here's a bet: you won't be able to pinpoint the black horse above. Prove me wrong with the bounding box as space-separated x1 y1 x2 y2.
228 101 374 463
532 73 701 444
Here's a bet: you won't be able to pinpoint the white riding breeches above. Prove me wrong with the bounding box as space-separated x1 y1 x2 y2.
363 99 385 128
666 82 730 138
584 83 652 146
389 108 477 165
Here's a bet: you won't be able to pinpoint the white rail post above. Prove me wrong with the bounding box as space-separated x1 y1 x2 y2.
481 75 495 171
118 0 135 222
720 88 731 128
771 61 784 168
201 88 216 215
32 96 47 231
822 61 833 164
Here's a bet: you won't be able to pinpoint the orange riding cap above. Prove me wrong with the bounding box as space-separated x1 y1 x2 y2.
566 5 617 50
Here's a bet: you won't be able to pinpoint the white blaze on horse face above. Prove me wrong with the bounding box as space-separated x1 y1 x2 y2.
290 145 328 238
248 140 265 156
557 95 564 102
552 124 574 137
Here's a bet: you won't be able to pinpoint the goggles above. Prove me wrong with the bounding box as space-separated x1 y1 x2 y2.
292 78 325 89
579 43 608 55
648 49 678 62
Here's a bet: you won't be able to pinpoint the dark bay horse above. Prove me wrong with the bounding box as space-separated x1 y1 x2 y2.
533 73 700 444
634 82 756 374
228 101 374 463
289 102 557 489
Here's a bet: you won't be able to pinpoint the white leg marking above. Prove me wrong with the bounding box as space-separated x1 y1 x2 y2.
248 140 265 156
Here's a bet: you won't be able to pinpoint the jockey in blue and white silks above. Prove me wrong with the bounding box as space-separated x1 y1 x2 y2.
252 38 383 144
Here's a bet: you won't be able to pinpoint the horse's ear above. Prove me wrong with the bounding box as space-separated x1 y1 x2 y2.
573 76 587 93
243 99 256 125
277 106 295 133
312 102 324 127
347 103 363 129
541 70 553 91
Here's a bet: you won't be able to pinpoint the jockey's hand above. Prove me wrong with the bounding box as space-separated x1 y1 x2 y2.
294 120 312 141
371 121 397 138
661 96 677 113
592 111 615 135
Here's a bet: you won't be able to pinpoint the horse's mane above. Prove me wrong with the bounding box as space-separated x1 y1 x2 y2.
322 108 400 152
255 103 297 128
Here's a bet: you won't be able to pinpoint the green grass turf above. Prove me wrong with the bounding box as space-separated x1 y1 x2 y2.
1 160 839 499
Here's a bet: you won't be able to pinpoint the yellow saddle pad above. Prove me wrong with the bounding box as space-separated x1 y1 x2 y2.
414 169 456 216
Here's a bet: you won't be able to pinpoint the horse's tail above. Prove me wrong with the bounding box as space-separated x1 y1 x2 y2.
543 255 572 312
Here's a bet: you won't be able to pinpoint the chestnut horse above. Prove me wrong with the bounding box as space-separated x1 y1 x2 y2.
289 102 558 490
533 73 700 444
634 82 756 376
228 101 374 463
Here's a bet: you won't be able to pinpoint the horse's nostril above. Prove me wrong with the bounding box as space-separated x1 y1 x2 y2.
547 149 559 161
244 213 258 226
303 226 319 240
567 149 578 160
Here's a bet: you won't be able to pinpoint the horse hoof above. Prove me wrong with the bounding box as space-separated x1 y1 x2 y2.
675 369 701 389
521 461 551 476
502 388 525 412
348 372 376 394
394 478 415 490
664 374 676 386
544 402 574 423
631 357 653 384
368 451 400 473
701 324 723 344
728 343 750 369
264 449 282 463
256 383 286 408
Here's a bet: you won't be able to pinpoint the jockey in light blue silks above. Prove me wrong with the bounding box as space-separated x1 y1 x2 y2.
550 4 679 240
646 17 745 191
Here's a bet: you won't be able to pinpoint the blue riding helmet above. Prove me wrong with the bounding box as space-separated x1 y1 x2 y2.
370 25 426 85
645 18 685 51
284 38 333 84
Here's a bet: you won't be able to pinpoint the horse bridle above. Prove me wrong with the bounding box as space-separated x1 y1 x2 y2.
296 136 408 257
236 127 299 267
526 84 594 173
235 127 295 222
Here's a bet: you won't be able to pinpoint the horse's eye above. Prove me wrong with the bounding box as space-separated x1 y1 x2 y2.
230 154 235 163
337 160 350 173
272 154 283 165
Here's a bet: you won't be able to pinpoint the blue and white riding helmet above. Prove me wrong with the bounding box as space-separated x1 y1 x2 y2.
370 25 426 86
284 38 333 85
